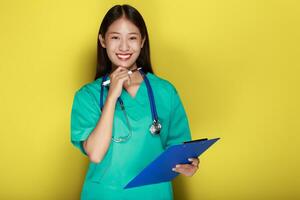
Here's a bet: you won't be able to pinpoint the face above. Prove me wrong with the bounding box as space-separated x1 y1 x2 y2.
99 17 145 70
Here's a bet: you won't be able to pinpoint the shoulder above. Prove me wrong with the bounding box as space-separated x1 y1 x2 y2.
147 72 185 110
147 72 177 94
73 77 103 103
76 77 102 93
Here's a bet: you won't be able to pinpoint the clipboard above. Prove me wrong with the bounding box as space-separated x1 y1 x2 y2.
124 138 220 189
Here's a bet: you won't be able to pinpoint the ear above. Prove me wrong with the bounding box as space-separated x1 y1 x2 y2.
99 34 106 48
141 37 146 49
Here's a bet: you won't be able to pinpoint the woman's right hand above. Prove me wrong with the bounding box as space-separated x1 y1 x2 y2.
107 66 130 101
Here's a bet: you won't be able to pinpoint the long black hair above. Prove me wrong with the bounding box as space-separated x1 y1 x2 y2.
95 4 153 80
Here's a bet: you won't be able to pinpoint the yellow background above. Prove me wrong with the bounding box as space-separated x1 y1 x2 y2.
0 0 299 199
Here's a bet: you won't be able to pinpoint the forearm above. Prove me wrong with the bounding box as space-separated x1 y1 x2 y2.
83 96 117 163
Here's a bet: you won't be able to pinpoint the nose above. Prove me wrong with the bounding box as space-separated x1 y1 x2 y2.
119 38 130 51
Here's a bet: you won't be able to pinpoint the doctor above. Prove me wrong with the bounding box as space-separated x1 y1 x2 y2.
71 4 199 200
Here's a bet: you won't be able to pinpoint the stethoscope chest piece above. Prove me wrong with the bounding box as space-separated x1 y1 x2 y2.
149 119 162 135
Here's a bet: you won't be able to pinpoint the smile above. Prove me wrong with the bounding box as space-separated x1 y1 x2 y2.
116 53 132 60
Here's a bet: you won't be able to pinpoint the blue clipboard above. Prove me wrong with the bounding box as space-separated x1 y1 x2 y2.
124 138 220 189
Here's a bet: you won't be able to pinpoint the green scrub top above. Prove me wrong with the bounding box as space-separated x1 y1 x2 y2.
70 72 191 200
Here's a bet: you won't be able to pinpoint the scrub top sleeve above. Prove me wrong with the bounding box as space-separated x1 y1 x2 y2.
166 86 192 149
70 88 100 156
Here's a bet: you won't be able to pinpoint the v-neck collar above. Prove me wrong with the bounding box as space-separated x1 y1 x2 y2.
118 72 150 108
97 72 154 110
122 76 145 99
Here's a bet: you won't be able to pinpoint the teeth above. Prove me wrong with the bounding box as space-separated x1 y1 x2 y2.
117 54 131 59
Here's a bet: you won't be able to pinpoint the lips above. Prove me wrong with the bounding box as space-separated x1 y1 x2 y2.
116 53 132 60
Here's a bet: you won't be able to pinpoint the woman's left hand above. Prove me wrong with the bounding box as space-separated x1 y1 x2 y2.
172 157 200 177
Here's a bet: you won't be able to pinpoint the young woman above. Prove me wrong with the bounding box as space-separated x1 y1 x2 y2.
71 4 200 200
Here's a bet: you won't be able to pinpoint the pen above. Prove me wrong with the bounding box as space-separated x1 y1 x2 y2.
102 67 142 86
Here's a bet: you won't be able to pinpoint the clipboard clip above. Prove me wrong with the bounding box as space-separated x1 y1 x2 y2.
183 138 208 144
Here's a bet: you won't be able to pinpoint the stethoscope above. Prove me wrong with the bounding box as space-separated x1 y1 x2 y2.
100 68 162 143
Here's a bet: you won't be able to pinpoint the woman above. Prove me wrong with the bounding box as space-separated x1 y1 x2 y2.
71 4 200 200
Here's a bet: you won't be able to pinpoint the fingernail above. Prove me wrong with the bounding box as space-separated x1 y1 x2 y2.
172 168 176 171
176 165 180 168
188 158 193 161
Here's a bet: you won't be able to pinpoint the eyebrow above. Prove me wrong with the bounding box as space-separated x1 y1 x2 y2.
108 32 139 35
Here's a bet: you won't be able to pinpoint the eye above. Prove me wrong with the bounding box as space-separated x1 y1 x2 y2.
111 36 119 39
129 37 137 40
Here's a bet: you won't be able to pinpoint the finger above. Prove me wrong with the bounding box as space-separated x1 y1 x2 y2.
188 158 199 167
117 74 130 83
172 165 195 176
115 73 130 81
172 164 192 174
111 66 122 75
116 68 130 75
176 164 194 171
113 73 128 80
111 66 128 77
116 66 129 72
111 70 129 80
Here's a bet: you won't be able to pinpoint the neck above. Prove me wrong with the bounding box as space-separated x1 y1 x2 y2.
124 69 143 88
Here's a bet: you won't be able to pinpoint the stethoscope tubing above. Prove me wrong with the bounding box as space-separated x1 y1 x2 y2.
100 68 159 123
